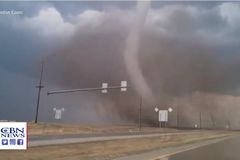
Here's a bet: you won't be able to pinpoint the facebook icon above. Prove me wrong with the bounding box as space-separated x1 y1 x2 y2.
17 139 24 145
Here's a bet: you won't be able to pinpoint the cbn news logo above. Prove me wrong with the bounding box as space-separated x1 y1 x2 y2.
0 122 27 150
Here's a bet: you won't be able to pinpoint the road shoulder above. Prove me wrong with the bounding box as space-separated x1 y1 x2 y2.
114 135 234 160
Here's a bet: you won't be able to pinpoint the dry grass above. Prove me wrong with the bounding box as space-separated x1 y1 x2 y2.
0 131 234 160
28 122 179 135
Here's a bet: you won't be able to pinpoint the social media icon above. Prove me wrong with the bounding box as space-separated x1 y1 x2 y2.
17 139 24 145
10 139 16 145
2 139 8 145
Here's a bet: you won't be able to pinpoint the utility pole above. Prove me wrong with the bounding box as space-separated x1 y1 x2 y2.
210 113 215 129
35 62 44 123
177 105 180 128
227 118 231 130
139 95 142 131
199 111 202 129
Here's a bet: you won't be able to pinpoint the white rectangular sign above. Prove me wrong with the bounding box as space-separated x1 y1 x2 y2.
0 122 28 150
159 110 168 122
121 81 127 91
101 83 108 93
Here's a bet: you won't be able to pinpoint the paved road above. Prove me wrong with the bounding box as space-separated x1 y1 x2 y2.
29 131 198 147
114 136 232 160
162 135 240 160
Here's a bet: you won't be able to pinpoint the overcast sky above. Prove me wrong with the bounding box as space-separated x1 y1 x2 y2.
1 1 240 125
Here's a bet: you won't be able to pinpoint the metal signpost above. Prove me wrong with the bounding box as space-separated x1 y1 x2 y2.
48 81 128 95
47 81 144 132
47 81 138 127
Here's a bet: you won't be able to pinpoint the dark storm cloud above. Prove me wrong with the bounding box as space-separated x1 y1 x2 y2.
39 2 240 97
1 2 240 127
35 2 240 128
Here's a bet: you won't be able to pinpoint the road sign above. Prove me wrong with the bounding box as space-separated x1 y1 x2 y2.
120 81 127 91
53 108 65 119
101 83 108 93
159 110 168 122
